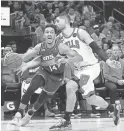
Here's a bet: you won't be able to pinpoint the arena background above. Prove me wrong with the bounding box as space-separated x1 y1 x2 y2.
1 0 124 118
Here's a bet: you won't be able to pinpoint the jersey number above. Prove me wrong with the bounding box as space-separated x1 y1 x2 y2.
49 65 58 71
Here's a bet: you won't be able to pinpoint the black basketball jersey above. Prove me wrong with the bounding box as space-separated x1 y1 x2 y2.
39 39 64 74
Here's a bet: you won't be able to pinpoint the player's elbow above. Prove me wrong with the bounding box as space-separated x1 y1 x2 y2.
74 54 83 63
77 54 83 61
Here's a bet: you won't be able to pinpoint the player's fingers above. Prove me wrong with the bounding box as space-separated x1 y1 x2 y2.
21 71 24 76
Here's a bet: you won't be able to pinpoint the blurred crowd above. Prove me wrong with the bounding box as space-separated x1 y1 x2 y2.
2 1 124 52
1 1 124 120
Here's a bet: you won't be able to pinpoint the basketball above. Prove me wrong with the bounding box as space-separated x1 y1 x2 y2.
4 52 23 71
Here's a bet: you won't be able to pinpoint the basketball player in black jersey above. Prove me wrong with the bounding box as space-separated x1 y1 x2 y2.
11 24 83 126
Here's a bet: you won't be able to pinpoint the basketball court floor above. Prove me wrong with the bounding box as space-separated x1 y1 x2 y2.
1 117 124 131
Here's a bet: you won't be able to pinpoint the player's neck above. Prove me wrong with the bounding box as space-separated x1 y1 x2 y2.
46 40 55 49
62 25 74 37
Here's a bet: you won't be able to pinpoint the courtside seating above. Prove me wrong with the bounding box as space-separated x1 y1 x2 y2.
95 62 124 111
2 65 21 112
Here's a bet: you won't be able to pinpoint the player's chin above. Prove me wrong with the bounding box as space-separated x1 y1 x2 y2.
47 40 53 44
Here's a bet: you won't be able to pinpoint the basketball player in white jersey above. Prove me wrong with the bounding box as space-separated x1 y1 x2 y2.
49 13 121 130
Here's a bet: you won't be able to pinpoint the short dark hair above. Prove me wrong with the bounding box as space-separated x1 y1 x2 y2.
8 41 16 45
58 12 70 23
44 24 57 34
5 44 11 48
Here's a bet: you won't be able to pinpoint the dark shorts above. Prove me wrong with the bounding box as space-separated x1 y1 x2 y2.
36 68 63 94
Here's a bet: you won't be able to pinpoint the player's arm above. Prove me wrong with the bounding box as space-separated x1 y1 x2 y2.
19 43 41 62
17 56 41 75
58 43 83 63
78 29 108 62
24 56 41 69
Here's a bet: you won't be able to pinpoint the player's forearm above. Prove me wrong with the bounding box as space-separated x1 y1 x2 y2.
20 50 38 62
68 54 83 63
26 56 41 69
95 49 108 62
90 41 108 62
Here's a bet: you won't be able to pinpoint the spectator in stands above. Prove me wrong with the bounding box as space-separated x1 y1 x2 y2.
9 41 17 53
53 1 59 8
102 22 113 42
51 7 60 20
119 43 124 59
5 44 11 47
102 36 112 52
35 19 46 44
13 1 21 12
120 30 124 42
58 2 65 13
73 15 82 27
23 13 30 27
68 8 76 26
103 45 124 105
66 1 75 9
106 49 112 58
82 4 90 14
88 5 96 22
47 2 53 15
108 16 115 24
14 11 25 31
102 43 110 52
82 4 96 23
83 19 94 35
112 23 121 39
91 25 106 48
41 2 53 20
3 46 13 57
24 1 35 18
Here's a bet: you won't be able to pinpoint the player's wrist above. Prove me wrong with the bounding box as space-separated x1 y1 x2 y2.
21 62 29 70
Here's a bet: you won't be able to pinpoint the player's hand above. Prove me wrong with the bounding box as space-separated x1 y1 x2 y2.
106 59 121 69
58 57 68 64
16 62 28 76
117 80 124 86
56 57 68 67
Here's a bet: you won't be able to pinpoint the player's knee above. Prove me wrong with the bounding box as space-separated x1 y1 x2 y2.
25 85 35 95
31 75 45 88
65 62 75 71
66 80 78 94
64 63 75 81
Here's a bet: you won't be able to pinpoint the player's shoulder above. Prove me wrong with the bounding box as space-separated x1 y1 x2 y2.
77 28 88 35
35 43 42 48
34 42 45 51
55 35 63 46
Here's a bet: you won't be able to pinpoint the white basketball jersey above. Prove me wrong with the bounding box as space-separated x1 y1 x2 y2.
59 28 98 66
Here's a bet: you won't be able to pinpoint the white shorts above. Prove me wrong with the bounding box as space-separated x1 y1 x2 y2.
74 63 100 98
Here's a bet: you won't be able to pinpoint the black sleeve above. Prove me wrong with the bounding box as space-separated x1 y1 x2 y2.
89 41 108 62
